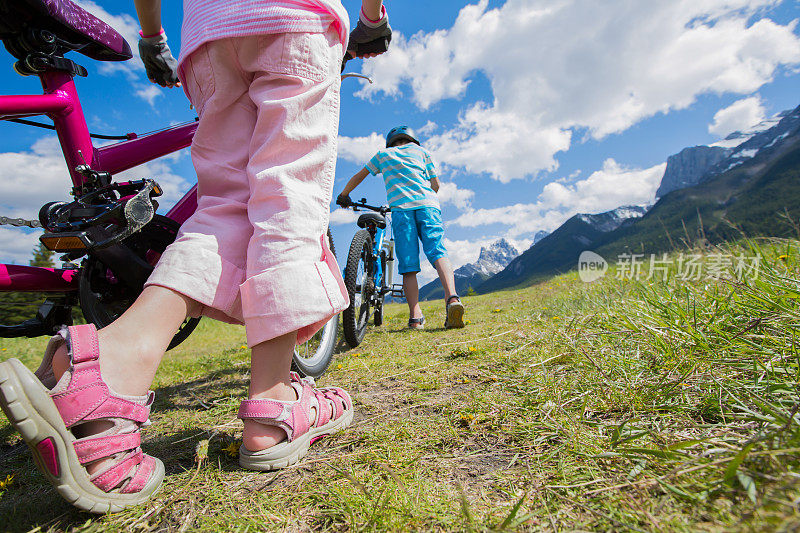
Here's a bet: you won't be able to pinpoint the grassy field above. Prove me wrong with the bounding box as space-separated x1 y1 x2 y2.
1 239 799 531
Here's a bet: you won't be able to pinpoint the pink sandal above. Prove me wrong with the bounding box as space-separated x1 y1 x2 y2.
237 372 354 471
0 324 164 513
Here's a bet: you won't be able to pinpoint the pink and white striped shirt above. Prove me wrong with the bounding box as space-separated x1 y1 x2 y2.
179 0 350 66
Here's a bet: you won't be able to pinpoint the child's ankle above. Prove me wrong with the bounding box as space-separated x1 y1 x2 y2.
242 383 301 451
242 420 288 451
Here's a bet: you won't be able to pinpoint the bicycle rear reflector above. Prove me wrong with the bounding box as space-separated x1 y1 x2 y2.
40 232 90 252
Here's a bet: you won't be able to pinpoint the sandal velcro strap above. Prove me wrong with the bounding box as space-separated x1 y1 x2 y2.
67 324 100 363
237 399 290 421
408 316 425 326
5 321 165 505
85 397 152 425
73 432 142 465
53 383 110 427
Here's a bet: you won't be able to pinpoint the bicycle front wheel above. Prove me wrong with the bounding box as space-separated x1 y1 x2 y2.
343 229 374 348
292 229 339 377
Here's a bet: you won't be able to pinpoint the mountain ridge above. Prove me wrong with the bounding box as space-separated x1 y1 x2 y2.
476 103 800 293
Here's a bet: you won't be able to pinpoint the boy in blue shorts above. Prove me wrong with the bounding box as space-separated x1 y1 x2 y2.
337 126 465 329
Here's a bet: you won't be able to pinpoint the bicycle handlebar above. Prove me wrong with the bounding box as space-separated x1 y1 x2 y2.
350 199 390 215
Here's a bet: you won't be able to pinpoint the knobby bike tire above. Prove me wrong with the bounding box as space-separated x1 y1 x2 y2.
290 229 339 378
343 229 373 348
373 252 387 327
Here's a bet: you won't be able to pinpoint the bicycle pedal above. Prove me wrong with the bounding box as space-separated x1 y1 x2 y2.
390 284 405 297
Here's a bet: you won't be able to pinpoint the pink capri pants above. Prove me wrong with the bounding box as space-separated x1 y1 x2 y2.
145 30 349 347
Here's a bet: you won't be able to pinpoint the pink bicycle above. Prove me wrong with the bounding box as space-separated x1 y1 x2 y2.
0 0 352 377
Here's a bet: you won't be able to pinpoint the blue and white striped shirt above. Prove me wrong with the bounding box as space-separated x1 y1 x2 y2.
365 144 440 211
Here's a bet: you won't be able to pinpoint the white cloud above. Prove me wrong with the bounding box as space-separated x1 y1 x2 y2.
135 84 163 106
0 137 72 219
417 121 439 136
337 133 384 164
451 159 666 237
0 227 43 265
358 0 800 180
539 159 664 215
437 181 474 209
427 104 572 182
329 208 359 226
709 96 767 137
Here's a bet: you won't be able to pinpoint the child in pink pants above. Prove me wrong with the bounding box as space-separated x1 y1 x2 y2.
0 0 391 513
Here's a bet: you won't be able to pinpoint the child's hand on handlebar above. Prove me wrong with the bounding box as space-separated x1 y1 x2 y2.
139 32 181 88
336 193 353 208
347 6 392 59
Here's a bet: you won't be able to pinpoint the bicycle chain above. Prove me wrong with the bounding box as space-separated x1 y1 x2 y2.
0 215 42 228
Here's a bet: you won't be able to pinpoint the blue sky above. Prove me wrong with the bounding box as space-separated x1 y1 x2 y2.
1 0 799 285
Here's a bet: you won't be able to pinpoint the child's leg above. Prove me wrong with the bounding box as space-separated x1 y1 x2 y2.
391 210 423 322
433 256 457 299
52 285 198 396
232 32 352 464
242 331 298 451
417 208 465 327
403 272 423 320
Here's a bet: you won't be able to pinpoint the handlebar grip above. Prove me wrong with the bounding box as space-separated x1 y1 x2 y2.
341 37 389 71
353 37 389 56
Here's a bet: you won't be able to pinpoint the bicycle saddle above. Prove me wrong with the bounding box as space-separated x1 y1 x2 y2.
357 213 386 230
0 0 131 61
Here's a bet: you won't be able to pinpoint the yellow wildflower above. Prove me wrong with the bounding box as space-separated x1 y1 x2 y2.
223 441 241 457
337 363 343 369
779 255 789 261
240 345 247 350
0 474 14 489
468 346 476 352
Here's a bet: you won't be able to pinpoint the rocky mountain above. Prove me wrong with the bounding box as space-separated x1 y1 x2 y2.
655 106 800 198
532 230 550 246
655 145 730 198
708 107 800 175
419 239 519 301
476 106 800 293
478 205 647 293
455 239 519 278
578 205 650 233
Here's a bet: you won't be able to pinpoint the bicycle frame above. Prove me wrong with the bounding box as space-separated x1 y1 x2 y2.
0 69 198 294
372 224 387 288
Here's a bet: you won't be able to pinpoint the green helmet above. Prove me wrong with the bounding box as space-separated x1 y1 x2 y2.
385 126 420 148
